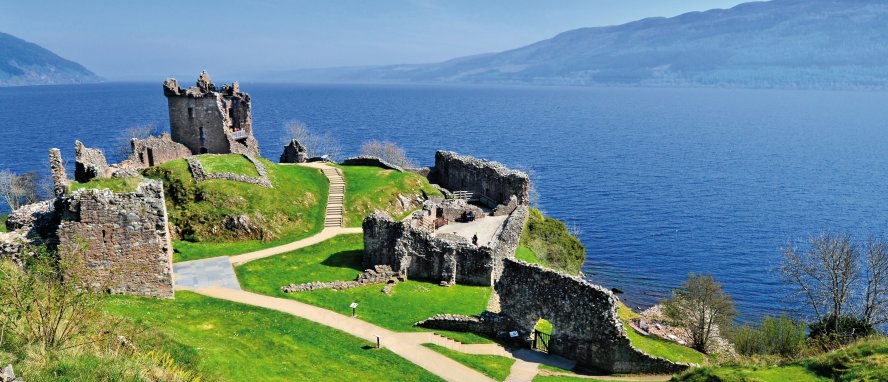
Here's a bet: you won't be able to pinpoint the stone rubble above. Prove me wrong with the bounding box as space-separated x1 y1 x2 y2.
0 364 22 382
281 265 402 293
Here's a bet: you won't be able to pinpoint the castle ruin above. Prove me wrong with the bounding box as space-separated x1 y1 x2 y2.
163 71 259 157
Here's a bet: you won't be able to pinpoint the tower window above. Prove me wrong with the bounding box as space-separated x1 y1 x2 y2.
188 107 194 119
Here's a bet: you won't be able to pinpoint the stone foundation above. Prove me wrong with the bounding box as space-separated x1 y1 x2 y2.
363 212 495 286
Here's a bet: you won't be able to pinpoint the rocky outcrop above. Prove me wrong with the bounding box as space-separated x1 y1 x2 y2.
280 139 307 163
74 140 110 182
341 155 404 172
0 364 22 382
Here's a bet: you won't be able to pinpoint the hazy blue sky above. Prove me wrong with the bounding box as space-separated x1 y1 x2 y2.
2 1 748 80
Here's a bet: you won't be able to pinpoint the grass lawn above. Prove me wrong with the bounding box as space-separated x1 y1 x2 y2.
236 234 495 344
533 376 657 382
145 156 328 262
516 245 543 265
616 302 706 365
423 344 515 381
104 291 444 382
199 154 260 177
68 176 143 194
337 165 442 226
674 365 827 382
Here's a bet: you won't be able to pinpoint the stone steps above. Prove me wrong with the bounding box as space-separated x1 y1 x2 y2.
320 166 346 228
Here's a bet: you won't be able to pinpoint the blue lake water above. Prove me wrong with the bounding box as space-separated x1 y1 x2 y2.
3 82 888 322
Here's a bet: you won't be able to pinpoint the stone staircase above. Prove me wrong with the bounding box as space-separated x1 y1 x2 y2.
323 167 345 227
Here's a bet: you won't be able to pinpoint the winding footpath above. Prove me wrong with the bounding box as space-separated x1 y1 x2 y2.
172 162 671 382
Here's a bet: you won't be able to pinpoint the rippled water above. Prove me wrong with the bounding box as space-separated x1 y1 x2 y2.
3 82 888 321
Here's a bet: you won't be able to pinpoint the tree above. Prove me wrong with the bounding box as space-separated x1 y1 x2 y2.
0 170 40 211
115 124 160 161
286 121 343 161
781 233 888 331
360 140 416 168
663 273 736 353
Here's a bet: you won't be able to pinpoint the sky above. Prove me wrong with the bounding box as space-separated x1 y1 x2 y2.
1 0 749 81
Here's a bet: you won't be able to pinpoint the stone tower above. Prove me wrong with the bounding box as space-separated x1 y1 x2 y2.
163 70 259 156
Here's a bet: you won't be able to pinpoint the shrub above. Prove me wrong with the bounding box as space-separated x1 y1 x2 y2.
519 208 586 275
808 315 874 350
663 274 736 353
732 314 807 358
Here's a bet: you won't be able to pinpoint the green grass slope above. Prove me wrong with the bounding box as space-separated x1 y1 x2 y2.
105 291 444 382
424 344 515 381
617 302 706 365
199 154 260 177
338 165 441 226
673 337 888 382
143 155 327 262
236 234 494 344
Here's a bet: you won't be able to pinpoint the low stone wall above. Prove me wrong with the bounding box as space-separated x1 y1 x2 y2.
282 265 401 293
341 155 404 172
130 134 191 167
57 180 174 298
74 140 110 182
431 151 530 206
5 200 57 241
186 154 272 188
495 260 688 374
363 212 494 286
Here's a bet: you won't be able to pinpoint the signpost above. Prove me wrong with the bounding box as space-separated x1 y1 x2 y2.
509 331 519 338
350 302 358 317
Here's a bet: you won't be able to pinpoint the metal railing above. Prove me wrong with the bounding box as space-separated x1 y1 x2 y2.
230 129 248 140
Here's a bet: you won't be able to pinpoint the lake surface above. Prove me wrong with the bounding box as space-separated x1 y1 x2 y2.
3 82 888 322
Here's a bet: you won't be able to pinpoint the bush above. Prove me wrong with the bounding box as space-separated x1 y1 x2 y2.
808 315 874 350
732 314 807 358
519 208 586 275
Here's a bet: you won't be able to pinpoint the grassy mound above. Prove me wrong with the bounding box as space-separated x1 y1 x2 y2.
617 302 707 365
338 165 442 226
519 208 586 275
673 336 888 382
142 155 327 262
199 154 260 177
236 234 494 344
67 176 143 194
424 344 515 381
104 291 443 382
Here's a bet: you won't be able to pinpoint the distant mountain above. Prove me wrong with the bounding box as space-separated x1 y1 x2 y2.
280 0 888 89
0 32 101 87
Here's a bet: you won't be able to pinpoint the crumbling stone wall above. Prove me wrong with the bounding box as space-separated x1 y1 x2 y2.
164 71 259 156
49 148 67 197
431 151 530 206
74 140 109 182
489 205 528 282
279 139 307 163
495 260 687 374
56 180 174 298
130 134 191 167
363 212 494 286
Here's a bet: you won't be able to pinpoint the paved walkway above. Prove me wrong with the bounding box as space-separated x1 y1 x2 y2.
188 287 495 382
173 256 241 290
229 226 362 266
434 214 509 246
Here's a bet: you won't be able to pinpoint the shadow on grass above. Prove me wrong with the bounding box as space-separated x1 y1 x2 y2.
321 250 364 272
